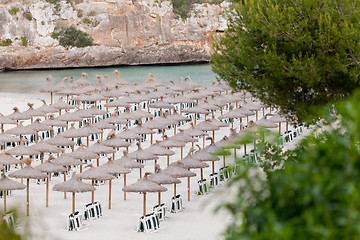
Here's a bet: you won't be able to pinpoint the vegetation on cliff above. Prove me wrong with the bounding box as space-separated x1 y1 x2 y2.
52 26 93 48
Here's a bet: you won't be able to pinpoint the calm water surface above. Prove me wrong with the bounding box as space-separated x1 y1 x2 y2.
0 64 217 96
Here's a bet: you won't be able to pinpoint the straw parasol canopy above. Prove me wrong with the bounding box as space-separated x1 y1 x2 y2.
0 133 23 143
148 100 175 110
45 135 75 147
148 168 181 205
7 143 40 156
7 107 31 121
0 173 26 212
192 148 220 175
6 122 36 139
194 120 220 132
208 116 228 128
35 156 66 207
53 172 96 214
104 98 131 108
92 120 116 130
255 118 278 128
113 70 130 86
143 73 166 88
166 110 191 122
105 113 128 125
51 153 84 166
99 158 131 203
51 98 76 111
56 112 83 122
131 124 156 135
40 75 63 103
23 103 47 120
147 144 175 156
162 161 196 199
29 140 60 162
28 119 53 132
0 151 21 166
128 143 158 161
117 128 142 140
9 158 47 216
67 145 99 160
0 113 17 132
182 76 203 90
60 125 90 139
127 109 153 120
122 173 167 216
42 115 68 128
117 152 144 169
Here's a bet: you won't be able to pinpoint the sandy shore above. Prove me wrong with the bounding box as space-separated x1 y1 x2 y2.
0 93 301 240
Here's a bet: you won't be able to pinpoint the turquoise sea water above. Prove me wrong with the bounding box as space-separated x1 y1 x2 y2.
0 64 217 96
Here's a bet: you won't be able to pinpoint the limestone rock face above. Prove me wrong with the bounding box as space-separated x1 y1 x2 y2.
0 0 228 70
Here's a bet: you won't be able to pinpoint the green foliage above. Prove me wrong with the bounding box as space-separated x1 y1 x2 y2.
171 0 194 19
51 32 59 39
77 9 83 18
211 0 360 123
0 210 27 240
220 90 360 239
82 17 92 24
54 3 61 13
45 0 58 4
87 10 96 16
8 7 19 15
23 12 32 21
58 26 93 48
21 36 28 47
0 39 13 47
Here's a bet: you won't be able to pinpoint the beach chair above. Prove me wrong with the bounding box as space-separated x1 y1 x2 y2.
94 201 102 218
197 179 208 195
171 194 183 213
153 203 167 221
3 212 15 228
83 203 95 220
209 173 219 187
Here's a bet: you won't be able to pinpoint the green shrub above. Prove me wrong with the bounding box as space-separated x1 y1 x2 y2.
77 9 83 18
58 26 93 48
8 7 19 15
46 0 58 4
23 11 32 21
171 0 193 19
21 36 28 47
54 4 61 13
87 10 96 16
0 38 13 46
51 32 59 39
82 17 92 24
92 20 100 27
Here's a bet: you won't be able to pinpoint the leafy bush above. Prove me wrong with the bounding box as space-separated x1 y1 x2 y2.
21 36 28 47
8 7 19 15
23 11 32 21
77 9 83 18
0 39 13 46
58 26 93 48
171 0 194 19
82 17 92 24
220 89 360 239
87 10 96 16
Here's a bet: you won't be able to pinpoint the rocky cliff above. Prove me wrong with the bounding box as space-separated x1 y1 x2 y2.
0 0 229 71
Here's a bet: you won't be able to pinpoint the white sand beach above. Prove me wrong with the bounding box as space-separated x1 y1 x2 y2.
0 87 303 240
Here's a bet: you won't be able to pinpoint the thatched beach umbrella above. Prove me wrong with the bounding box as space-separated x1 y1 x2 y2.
147 143 175 168
162 161 196 197
0 173 26 212
104 98 131 109
142 116 176 142
169 131 198 159
50 97 75 115
53 173 96 214
98 158 131 204
182 106 210 125
193 148 220 176
6 122 36 145
67 145 99 171
218 106 247 129
243 101 265 121
9 158 47 216
29 140 60 163
78 164 114 204
113 70 130 86
89 141 116 166
166 110 191 135
42 115 68 132
45 135 75 148
269 114 288 135
7 143 40 170
164 95 194 114
194 120 220 148
23 103 47 123
148 100 175 116
159 137 186 165
35 156 66 207
0 151 21 169
102 132 131 160
255 118 278 129
28 119 53 143
0 114 17 133
122 173 167 216
128 143 158 174
40 75 62 104
148 166 181 205
7 107 31 124
117 151 144 180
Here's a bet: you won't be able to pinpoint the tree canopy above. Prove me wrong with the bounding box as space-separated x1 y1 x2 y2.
211 0 360 122
219 89 360 239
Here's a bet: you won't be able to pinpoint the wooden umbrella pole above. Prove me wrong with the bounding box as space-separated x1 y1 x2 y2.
4 190 6 213
101 132 103 141
59 109 61 116
97 158 99 167
143 192 147 216
46 173 49 207
139 168 142 179
244 144 247 154
174 125 176 135
80 164 83 173
286 121 289 132
212 161 215 174
213 130 215 142
187 175 190 201
124 174 127 200
167 155 170 166
64 173 67 199
194 114 197 125
1 124 3 133
223 155 226 168
51 92 53 104
181 147 183 159
72 138 74 152
26 178 30 216
41 153 44 164
151 133 153 145
109 179 112 209
158 192 161 205
234 148 237 158
154 160 157 172
72 192 75 214
256 111 258 121
87 136 89 147
180 103 182 115
231 118 233 129
200 168 203 181
92 180 95 204
174 183 176 197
